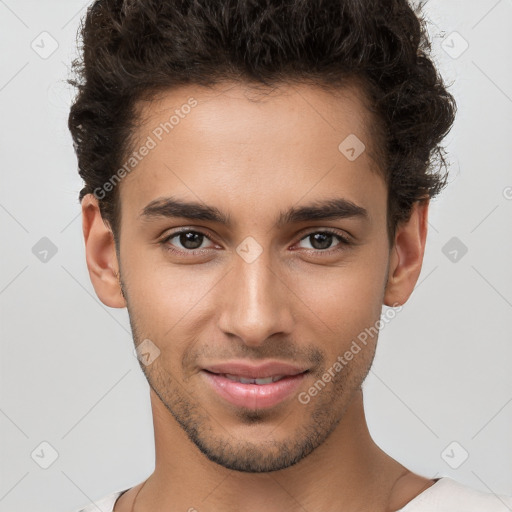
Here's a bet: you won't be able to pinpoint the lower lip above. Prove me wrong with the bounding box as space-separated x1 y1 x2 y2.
201 370 308 410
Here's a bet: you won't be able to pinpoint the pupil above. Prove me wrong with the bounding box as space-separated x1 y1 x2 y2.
311 233 332 250
181 232 203 249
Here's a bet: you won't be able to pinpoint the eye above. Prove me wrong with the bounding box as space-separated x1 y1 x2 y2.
160 229 216 255
160 228 352 257
296 229 351 253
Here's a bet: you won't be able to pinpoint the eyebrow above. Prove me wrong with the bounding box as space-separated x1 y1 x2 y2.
139 196 369 228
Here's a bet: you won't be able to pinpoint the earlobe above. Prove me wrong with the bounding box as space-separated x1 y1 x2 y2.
383 199 429 307
82 194 126 308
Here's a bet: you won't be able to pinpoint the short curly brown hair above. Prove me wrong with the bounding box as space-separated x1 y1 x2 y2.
67 0 456 245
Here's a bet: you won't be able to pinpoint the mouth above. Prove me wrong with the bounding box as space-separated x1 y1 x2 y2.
203 370 307 384
201 369 309 409
202 360 309 379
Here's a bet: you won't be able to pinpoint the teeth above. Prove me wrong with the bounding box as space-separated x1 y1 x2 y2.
224 374 285 384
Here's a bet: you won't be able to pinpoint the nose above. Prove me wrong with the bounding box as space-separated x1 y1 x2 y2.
217 249 295 347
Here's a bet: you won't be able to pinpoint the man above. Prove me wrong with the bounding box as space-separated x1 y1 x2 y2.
68 0 511 511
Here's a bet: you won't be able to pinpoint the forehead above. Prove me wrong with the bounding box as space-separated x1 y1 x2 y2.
118 81 387 227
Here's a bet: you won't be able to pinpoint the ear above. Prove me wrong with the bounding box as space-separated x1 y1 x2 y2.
81 194 126 308
384 199 429 307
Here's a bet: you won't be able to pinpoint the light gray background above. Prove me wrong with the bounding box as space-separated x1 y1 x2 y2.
1 1 511 511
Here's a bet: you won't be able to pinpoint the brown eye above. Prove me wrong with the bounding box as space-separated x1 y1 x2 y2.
176 231 205 250
296 230 351 253
161 230 215 254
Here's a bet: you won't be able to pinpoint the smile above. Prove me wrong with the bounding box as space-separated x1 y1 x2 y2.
201 370 309 409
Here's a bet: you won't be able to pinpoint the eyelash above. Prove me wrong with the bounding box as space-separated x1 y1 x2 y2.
159 228 352 257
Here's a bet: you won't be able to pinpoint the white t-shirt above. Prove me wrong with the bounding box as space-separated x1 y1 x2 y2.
73 477 512 512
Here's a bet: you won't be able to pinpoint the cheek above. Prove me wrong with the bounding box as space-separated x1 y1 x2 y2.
123 255 220 337
297 252 387 320
290 250 389 372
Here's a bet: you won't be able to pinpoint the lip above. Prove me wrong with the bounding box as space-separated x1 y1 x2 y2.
201 370 308 409
202 361 308 379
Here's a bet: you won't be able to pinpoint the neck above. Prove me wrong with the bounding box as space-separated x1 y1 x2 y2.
137 388 410 512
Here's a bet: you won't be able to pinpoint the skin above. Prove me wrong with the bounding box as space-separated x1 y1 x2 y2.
82 81 435 512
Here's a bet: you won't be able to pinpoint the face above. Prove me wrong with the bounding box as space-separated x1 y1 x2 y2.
85 81 422 473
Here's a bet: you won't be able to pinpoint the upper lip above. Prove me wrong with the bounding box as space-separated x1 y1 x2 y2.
202 361 309 379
